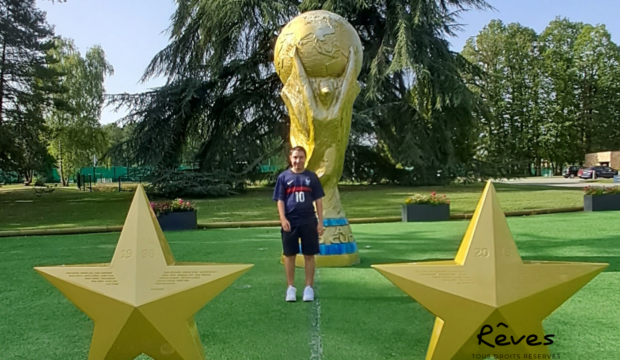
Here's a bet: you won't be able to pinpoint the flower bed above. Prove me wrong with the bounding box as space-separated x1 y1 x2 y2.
402 192 450 222
151 199 197 231
583 186 620 212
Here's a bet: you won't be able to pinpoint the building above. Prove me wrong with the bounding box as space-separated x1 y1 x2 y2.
585 151 620 169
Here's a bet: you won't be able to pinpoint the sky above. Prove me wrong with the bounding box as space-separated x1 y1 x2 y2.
36 0 620 125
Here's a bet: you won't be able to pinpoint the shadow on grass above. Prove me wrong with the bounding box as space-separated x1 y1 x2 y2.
347 227 620 272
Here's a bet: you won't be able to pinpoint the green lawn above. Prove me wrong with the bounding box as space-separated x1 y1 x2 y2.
585 179 616 184
0 183 585 231
1 212 619 359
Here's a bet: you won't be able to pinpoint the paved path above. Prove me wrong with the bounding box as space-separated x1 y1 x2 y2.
498 176 616 188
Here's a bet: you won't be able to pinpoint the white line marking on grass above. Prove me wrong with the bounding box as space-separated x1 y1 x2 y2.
309 269 323 360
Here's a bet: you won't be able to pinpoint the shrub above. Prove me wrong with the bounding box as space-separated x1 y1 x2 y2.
92 184 138 193
151 198 196 217
583 186 620 196
405 192 450 205
146 169 244 199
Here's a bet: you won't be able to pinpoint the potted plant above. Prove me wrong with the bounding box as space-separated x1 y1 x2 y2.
402 192 450 222
583 186 620 212
151 198 197 231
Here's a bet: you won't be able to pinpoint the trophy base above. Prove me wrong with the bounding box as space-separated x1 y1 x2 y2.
280 252 360 267
279 217 361 267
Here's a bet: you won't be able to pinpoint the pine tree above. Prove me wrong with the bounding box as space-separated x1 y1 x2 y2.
109 0 493 186
0 0 61 180
0 0 54 124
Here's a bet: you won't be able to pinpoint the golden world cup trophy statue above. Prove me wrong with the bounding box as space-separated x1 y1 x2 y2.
275 10 362 267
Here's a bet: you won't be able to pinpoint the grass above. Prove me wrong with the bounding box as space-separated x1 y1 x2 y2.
585 179 617 184
1 211 619 359
0 186 133 230
0 182 586 231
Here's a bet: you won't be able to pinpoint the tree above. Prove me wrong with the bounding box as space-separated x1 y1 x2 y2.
463 17 620 176
462 20 544 176
538 18 620 168
0 0 63 183
102 122 135 167
572 23 620 153
108 0 492 189
46 38 114 186
0 0 56 122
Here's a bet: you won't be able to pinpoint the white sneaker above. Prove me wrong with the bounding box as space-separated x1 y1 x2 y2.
303 286 314 302
286 286 296 302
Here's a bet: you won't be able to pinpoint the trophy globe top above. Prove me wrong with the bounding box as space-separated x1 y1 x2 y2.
274 10 362 84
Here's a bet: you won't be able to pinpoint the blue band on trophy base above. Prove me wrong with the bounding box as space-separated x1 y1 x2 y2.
323 218 349 227
321 242 358 255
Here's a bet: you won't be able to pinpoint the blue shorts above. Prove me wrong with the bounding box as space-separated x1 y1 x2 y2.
281 220 319 256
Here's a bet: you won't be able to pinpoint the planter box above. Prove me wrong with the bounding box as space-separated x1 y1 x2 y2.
157 211 197 231
402 204 450 222
584 194 620 212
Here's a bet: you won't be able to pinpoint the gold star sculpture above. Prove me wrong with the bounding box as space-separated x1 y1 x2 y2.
35 185 253 360
373 181 607 360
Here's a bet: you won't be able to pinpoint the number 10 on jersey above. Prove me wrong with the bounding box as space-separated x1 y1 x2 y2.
295 191 305 203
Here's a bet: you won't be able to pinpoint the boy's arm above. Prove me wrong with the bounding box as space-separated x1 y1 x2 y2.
278 200 290 231
315 198 324 235
274 175 290 231
312 173 325 236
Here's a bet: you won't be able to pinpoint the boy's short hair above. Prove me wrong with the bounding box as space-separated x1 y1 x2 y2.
290 146 307 157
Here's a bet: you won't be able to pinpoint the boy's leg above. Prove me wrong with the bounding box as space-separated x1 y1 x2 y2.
303 255 315 287
282 226 300 301
282 227 300 286
284 255 296 287
300 220 320 292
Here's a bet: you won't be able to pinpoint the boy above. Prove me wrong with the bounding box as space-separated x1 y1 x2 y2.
273 146 325 302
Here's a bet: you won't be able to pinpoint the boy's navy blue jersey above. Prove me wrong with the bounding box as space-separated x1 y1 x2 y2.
273 169 325 226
